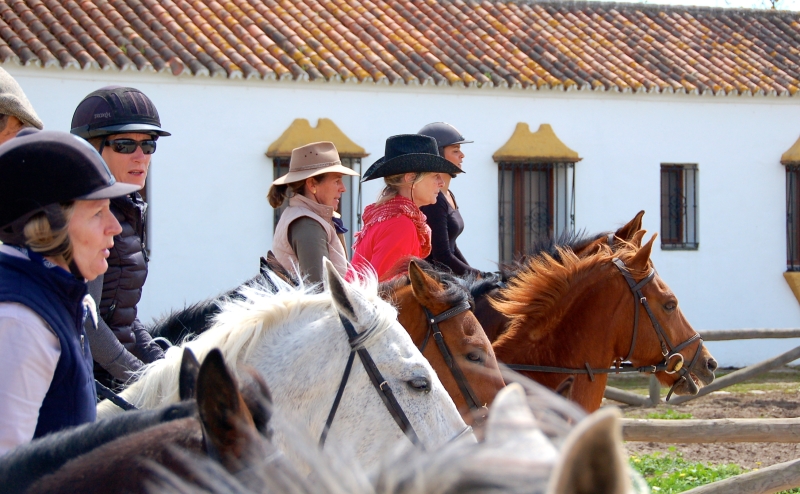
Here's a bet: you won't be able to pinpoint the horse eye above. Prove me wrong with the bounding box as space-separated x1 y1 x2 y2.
466 352 483 363
664 301 677 312
407 377 431 393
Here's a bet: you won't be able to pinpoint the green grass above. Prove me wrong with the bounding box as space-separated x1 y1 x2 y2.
630 449 800 493
645 409 692 420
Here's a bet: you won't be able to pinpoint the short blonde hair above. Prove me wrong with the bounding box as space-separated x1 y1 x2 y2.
23 203 75 263
376 172 428 205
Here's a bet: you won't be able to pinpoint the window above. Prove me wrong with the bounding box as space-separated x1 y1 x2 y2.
272 157 362 252
498 162 575 263
660 164 698 250
786 166 800 270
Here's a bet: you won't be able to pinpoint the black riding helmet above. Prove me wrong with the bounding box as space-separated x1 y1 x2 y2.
70 86 171 139
0 129 140 262
417 122 472 156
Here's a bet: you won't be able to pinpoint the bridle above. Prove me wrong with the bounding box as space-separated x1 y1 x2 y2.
505 256 704 401
419 300 489 424
320 312 472 448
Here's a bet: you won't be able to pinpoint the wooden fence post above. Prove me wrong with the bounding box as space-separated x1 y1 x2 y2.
621 417 800 443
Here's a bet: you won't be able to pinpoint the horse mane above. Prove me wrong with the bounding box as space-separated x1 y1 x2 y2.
379 258 472 308
494 241 651 342
499 229 611 280
118 272 394 411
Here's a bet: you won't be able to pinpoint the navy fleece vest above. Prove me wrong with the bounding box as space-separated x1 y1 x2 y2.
0 252 96 437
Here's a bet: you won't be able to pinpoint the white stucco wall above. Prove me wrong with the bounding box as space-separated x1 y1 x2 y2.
6 65 800 367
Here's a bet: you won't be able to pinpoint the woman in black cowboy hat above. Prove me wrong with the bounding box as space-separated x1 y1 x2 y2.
351 134 462 281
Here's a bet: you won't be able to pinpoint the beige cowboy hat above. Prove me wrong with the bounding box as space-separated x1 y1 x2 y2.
271 141 359 185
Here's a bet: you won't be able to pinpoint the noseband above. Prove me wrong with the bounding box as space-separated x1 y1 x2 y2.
505 257 705 401
419 300 489 423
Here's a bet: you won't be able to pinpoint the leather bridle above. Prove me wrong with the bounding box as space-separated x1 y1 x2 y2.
319 312 474 449
419 300 489 424
505 256 705 401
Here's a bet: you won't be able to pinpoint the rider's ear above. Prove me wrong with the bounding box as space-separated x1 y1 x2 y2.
629 234 657 271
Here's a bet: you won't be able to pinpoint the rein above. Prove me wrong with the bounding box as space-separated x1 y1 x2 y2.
320 313 422 448
505 257 704 401
95 380 138 411
419 301 489 423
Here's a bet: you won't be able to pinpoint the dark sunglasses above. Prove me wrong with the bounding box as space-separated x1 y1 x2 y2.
105 138 157 155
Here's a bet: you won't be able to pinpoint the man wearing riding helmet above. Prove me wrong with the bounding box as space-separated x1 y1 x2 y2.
0 130 134 452
71 86 170 388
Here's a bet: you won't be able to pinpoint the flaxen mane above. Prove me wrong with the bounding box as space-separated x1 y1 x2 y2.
492 242 652 342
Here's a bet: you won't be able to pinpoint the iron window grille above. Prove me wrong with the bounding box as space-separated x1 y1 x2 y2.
272 157 362 252
660 164 698 250
786 166 800 271
498 162 575 264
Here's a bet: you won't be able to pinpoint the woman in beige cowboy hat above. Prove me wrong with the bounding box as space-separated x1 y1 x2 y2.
268 141 359 282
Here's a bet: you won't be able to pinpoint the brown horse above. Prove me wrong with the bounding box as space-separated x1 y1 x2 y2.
490 231 717 412
380 260 505 426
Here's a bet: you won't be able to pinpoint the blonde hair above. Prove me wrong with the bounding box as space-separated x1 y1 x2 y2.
376 173 428 205
23 203 76 263
267 174 329 208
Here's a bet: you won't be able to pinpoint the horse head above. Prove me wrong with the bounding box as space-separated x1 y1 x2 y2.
323 258 472 460
613 233 717 399
382 260 505 426
491 227 716 412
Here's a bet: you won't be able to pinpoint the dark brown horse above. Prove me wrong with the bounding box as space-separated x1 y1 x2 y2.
380 261 505 425
490 229 717 412
20 349 270 494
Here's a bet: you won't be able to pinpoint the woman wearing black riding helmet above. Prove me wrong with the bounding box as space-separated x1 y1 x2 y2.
71 86 170 389
0 130 134 453
417 122 479 276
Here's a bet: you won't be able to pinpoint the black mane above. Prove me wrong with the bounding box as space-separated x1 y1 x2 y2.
380 259 472 308
499 229 610 279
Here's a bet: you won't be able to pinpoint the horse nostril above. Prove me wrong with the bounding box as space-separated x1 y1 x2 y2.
706 358 718 373
407 377 431 393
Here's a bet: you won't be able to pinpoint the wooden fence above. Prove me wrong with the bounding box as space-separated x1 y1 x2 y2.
605 329 800 494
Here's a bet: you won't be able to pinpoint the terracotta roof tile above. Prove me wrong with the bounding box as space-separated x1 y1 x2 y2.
0 0 798 96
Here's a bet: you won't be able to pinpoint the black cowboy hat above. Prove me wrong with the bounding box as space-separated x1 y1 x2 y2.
362 134 463 182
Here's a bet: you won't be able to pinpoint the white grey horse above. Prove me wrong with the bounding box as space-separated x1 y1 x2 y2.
98 260 470 471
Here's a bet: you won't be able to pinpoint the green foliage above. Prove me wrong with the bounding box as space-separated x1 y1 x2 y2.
630 450 742 493
630 450 800 493
645 408 692 420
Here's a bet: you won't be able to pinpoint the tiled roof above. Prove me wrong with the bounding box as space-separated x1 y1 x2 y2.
1 0 799 96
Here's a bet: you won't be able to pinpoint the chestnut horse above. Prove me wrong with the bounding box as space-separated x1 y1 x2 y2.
380 261 505 426
490 231 717 412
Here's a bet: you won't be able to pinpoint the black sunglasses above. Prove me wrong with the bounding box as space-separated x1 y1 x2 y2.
104 138 157 155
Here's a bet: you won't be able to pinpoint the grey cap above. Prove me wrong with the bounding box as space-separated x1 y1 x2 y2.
0 68 43 130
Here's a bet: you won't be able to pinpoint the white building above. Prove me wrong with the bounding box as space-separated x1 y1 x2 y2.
3 0 800 366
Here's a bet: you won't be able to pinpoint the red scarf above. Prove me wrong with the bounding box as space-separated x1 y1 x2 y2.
354 195 432 258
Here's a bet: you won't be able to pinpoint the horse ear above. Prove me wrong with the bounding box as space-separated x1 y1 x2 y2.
547 408 630 494
630 230 646 248
179 348 201 401
554 376 575 401
628 234 657 272
485 383 558 461
324 257 357 322
614 211 645 243
408 260 441 307
197 348 258 471
239 367 273 439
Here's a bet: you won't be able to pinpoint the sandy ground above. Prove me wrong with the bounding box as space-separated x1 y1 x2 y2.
609 389 800 469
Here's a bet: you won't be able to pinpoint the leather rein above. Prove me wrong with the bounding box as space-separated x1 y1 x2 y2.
419 300 489 424
505 256 704 401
